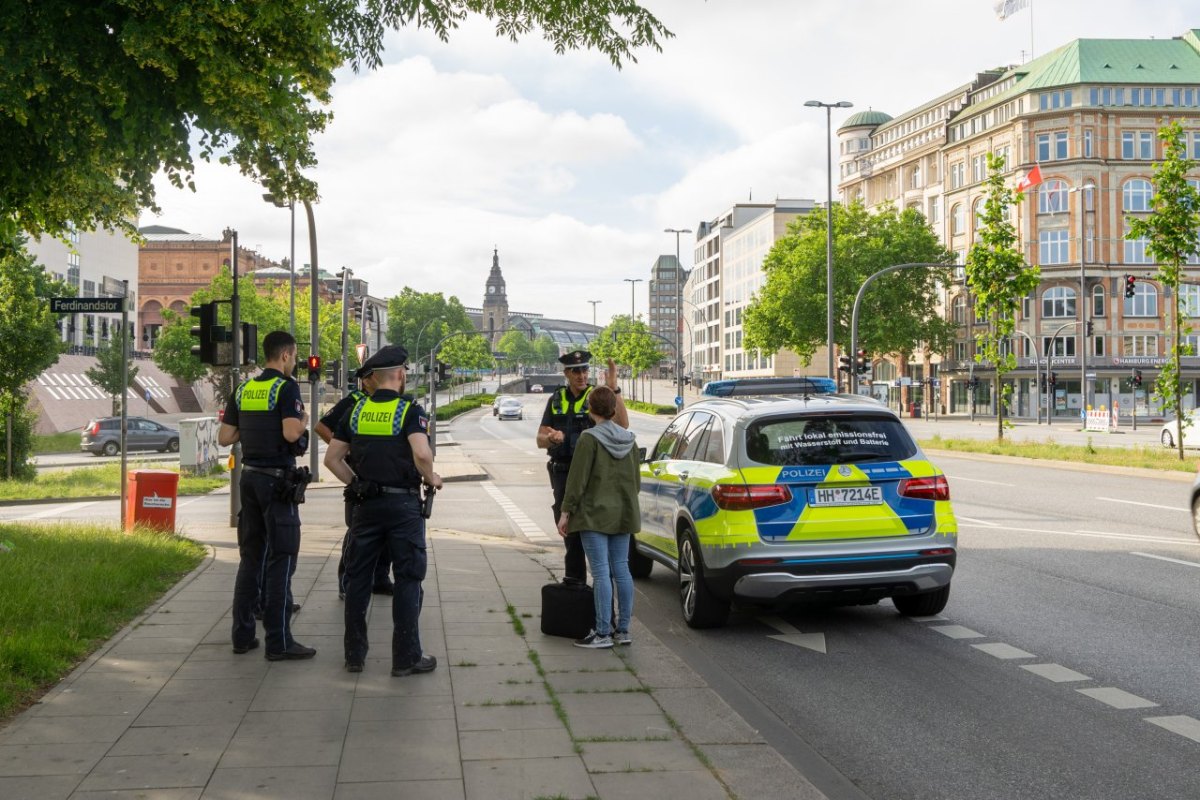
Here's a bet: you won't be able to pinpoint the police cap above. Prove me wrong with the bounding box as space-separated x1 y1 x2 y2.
558 350 591 369
359 344 408 377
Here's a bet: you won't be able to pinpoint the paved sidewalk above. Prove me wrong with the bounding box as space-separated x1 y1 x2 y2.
0 491 827 799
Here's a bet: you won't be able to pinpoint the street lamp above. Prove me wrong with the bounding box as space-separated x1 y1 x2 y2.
622 278 643 322
665 228 692 409
262 193 296 338
804 98 853 382
588 300 601 331
1070 183 1096 413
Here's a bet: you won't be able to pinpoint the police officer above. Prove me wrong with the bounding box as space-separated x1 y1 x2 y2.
324 345 443 676
316 365 392 599
536 350 629 584
219 331 316 661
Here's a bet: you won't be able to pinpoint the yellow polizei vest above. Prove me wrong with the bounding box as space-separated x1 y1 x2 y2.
552 385 592 415
236 377 285 411
349 396 410 437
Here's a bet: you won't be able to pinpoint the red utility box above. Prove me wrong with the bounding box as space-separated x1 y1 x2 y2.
126 470 181 533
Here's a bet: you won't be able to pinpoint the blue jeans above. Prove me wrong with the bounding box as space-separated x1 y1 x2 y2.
579 531 633 637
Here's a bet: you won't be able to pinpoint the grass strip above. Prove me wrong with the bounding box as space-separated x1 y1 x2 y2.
0 522 205 720
33 431 83 455
0 464 227 502
919 435 1197 473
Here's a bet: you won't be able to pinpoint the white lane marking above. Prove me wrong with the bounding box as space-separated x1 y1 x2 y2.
956 515 1002 527
1021 663 1091 683
943 475 1014 486
758 616 826 654
1076 687 1158 710
480 481 552 543
972 642 1036 660
1146 715 1200 744
908 615 948 622
1096 496 1184 512
1130 551 1200 569
13 501 100 521
963 523 1200 548
931 625 984 639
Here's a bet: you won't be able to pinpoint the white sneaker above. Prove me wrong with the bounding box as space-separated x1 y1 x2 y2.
574 630 613 649
613 630 632 646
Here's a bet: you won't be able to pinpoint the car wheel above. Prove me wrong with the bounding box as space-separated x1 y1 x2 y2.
628 538 653 579
1162 429 1175 448
893 584 951 616
166 438 180 453
102 441 119 457
1192 494 1200 543
677 529 729 629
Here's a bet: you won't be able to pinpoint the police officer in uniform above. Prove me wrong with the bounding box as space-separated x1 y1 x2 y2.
324 345 443 676
536 350 629 584
219 331 316 661
316 365 392 599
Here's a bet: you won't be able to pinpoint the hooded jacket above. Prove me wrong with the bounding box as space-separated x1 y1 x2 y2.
561 419 641 535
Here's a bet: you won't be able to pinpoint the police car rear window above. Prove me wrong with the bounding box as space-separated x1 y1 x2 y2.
744 414 917 466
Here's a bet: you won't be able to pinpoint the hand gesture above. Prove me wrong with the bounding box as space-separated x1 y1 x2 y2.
605 357 618 390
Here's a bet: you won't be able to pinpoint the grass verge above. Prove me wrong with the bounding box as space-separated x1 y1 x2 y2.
919 435 1197 473
0 464 227 502
33 431 83 455
0 522 205 720
624 399 677 416
435 393 495 421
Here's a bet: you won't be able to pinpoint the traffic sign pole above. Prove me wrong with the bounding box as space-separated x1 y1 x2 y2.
120 283 129 530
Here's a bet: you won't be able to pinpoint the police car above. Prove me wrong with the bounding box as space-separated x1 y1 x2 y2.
631 393 958 628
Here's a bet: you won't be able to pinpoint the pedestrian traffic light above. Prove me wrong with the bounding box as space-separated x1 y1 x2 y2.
1085 320 1093 336
189 302 218 364
330 359 342 389
306 354 322 382
838 354 852 373
856 349 869 375
240 322 258 366
437 361 449 382
1124 274 1137 298
1133 368 1143 388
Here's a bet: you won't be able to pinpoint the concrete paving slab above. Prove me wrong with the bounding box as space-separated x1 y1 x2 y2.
339 720 460 782
200 765 338 799
107 723 237 756
0 742 110 777
74 790 202 800
0 715 132 746
650 688 766 745
454 703 565 732
589 769 729 800
568 714 675 741
459 727 577 760
461 756 593 800
333 780 465 800
75 752 219 792
546 671 643 695
702 743 829 800
537 653 628 674
350 695 456 722
579 739 700 773
560 692 661 718
0 774 79 800
33 689 157 718
352 670 453 698
217 732 343 769
133 698 251 728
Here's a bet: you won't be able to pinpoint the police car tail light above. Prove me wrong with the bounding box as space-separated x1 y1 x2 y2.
711 484 792 511
898 475 949 501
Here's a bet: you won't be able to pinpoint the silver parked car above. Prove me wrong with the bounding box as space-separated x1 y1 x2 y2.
497 397 524 421
81 416 180 456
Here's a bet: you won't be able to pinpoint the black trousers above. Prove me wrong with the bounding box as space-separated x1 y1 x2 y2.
549 464 587 583
337 500 392 595
343 494 427 668
232 471 300 653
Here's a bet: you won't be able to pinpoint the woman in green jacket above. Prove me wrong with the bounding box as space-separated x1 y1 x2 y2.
556 385 641 648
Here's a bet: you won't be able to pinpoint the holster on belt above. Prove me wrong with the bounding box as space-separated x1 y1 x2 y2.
276 466 313 504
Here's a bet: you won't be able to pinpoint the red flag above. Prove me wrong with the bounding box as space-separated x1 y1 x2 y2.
1016 164 1043 192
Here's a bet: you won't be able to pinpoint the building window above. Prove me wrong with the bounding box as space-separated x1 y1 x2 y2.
951 204 965 235
972 197 986 241
1124 282 1158 317
1122 131 1155 159
1036 132 1068 161
950 162 965 189
1039 230 1070 265
952 296 966 324
1180 284 1200 318
1123 179 1153 212
972 155 985 183
929 196 941 224
1021 293 1032 319
1042 286 1076 318
1038 180 1068 214
955 342 969 362
1083 129 1093 158
1092 284 1105 317
1122 335 1157 357
1093 336 1106 357
1041 336 1076 357
1124 229 1153 264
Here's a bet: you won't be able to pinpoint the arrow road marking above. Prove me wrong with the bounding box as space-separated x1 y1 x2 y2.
759 616 826 654
1096 496 1183 512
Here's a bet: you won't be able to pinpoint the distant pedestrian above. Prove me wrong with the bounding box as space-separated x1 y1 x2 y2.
556 385 640 648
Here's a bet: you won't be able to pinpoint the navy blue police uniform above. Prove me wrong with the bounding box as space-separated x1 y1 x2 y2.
540 349 598 583
335 351 433 673
224 368 312 658
319 382 392 598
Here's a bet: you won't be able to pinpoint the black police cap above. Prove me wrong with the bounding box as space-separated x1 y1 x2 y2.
558 350 592 368
359 345 408 377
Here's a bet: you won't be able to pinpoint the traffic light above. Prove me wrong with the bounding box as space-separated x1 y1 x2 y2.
240 323 258 366
838 354 852 373
189 302 218 364
1133 368 1143 388
968 377 978 390
437 361 449 382
1048 371 1057 388
1085 320 1094 336
1124 274 1137 298
1040 374 1047 392
330 359 342 389
306 354 322 383
856 349 869 375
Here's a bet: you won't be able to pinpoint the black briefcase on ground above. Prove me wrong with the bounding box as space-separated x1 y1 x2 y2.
540 581 594 639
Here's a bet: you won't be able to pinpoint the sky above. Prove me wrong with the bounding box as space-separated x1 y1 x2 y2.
139 0 1197 330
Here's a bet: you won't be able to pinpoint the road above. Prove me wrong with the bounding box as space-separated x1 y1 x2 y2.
443 395 1200 800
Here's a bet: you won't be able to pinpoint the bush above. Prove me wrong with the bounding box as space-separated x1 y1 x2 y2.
0 400 40 480
434 393 495 421
625 399 677 416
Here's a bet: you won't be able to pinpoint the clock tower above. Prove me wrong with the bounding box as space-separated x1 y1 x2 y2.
482 248 508 345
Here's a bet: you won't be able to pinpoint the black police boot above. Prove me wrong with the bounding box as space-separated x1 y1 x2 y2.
391 655 437 676
265 642 317 661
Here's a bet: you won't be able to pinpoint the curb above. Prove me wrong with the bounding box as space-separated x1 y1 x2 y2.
922 447 1196 482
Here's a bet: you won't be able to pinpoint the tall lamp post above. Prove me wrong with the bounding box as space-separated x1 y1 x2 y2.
804 99 854 382
622 278 643 400
301 200 320 479
262 193 296 338
588 300 601 330
665 228 692 409
1071 183 1096 413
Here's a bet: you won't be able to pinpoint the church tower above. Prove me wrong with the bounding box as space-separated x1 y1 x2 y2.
482 248 508 346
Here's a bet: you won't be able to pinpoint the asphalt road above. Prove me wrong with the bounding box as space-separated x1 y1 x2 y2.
446 396 1200 800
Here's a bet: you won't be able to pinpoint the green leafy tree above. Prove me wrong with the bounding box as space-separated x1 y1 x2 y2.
2 2 669 252
87 341 139 416
496 329 536 367
0 241 70 479
534 334 560 367
387 288 474 361
440 332 494 396
744 201 955 371
965 153 1041 441
1126 120 1200 460
593 315 659 400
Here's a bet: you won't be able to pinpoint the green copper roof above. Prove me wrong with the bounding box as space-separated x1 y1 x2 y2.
1021 32 1200 88
839 110 893 131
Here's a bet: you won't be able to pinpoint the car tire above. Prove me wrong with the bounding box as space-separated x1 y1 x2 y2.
166 438 180 453
677 529 729 629
628 539 653 579
1162 429 1175 448
892 584 951 616
1192 494 1200 543
102 441 119 457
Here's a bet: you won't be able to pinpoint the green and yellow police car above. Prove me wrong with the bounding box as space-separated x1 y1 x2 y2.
631 394 957 628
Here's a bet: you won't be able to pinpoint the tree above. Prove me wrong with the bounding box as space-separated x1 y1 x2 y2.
387 288 474 361
1126 120 1200 460
2 2 670 253
965 153 1041 441
87 341 139 416
0 241 70 479
534 334 560 367
496 329 535 367
440 332 494 396
592 315 659 400
744 201 955 371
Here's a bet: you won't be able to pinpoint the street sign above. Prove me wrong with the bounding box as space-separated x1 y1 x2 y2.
674 395 683 406
51 297 124 314
102 277 127 297
355 343 368 363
